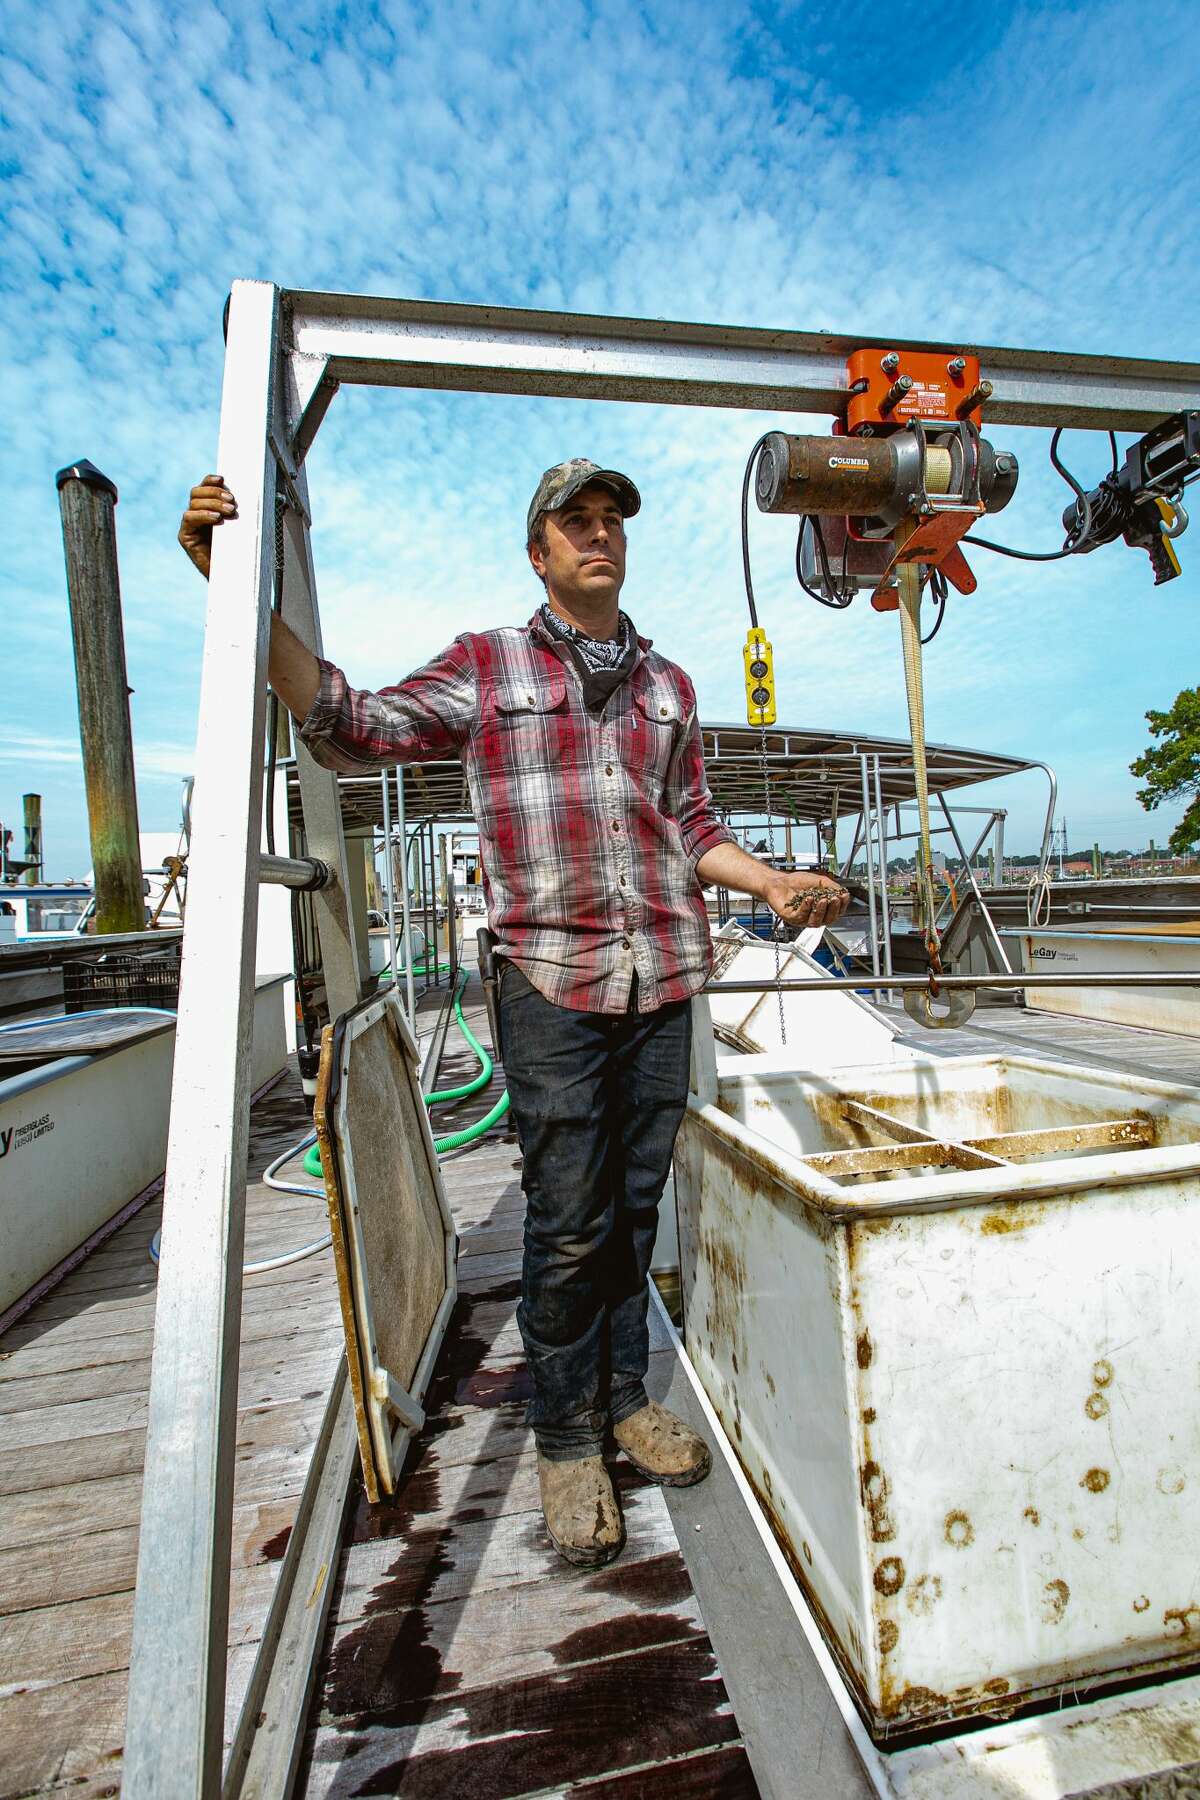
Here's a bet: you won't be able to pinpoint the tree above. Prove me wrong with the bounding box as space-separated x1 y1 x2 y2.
1130 688 1200 852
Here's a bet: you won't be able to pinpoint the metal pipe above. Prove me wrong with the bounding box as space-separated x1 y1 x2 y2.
56 460 145 934
423 823 433 985
839 815 865 878
707 972 1200 993
396 771 416 1029
380 771 400 1008
994 812 1006 886
937 795 1013 973
872 757 893 989
428 821 438 986
858 755 881 980
1032 762 1058 881
440 833 458 990
258 853 333 891
935 809 998 929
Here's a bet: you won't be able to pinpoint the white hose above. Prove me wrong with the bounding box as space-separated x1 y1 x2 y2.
149 1130 332 1273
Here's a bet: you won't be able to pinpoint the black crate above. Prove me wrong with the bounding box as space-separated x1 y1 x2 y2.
63 951 181 1014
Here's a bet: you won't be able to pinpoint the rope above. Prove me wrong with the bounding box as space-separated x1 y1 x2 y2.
1027 868 1052 928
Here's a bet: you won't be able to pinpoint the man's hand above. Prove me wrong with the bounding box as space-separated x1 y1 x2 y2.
176 472 320 719
179 474 237 579
762 869 849 930
695 840 849 930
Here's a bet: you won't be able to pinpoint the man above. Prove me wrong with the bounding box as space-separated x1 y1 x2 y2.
180 459 848 1567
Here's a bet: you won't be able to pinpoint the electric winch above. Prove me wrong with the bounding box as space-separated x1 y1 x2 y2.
740 340 1200 1031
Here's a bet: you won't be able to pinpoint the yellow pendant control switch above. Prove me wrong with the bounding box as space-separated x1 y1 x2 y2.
744 628 776 727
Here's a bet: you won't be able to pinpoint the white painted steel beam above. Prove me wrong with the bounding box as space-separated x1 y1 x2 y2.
280 488 367 1012
285 290 1200 432
124 279 282 1798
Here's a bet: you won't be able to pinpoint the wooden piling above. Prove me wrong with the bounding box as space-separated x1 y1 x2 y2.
21 794 41 885
56 461 145 934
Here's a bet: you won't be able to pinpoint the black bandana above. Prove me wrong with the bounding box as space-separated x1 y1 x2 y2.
539 603 639 709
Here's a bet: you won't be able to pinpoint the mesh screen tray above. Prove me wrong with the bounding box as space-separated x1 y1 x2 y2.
314 987 457 1500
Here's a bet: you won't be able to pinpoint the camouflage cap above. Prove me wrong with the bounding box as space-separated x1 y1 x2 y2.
526 458 641 542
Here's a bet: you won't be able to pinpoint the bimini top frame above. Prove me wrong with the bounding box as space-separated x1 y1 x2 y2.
290 725 1042 836
123 281 1200 1800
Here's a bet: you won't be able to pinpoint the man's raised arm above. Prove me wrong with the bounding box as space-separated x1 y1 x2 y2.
178 475 320 721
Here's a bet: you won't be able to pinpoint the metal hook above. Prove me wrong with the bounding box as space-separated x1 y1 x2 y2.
902 985 976 1029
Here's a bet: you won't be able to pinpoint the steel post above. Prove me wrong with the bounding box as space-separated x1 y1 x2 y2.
56 461 145 934
123 280 281 1799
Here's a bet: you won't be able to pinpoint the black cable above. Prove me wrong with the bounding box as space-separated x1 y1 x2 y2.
1049 427 1093 546
920 567 947 644
960 534 1075 561
963 427 1096 561
795 517 854 608
741 434 773 629
814 516 855 606
291 890 314 1054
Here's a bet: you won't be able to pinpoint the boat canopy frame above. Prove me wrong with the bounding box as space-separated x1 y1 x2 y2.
122 281 1200 1799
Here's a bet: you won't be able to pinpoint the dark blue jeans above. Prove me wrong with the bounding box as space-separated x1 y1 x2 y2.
499 962 692 1461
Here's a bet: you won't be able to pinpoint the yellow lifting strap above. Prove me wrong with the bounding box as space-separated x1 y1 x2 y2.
895 560 976 1029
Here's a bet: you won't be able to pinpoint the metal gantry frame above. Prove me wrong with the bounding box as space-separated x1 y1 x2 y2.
121 281 1200 1798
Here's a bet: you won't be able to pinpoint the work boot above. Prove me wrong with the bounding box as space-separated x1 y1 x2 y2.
537 1453 626 1567
613 1401 712 1487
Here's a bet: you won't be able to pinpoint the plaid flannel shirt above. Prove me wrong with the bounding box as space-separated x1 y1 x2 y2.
298 610 734 1013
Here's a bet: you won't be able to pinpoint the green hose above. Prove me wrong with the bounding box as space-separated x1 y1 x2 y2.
377 955 451 984
432 1086 511 1152
426 985 495 1103
304 971 508 1172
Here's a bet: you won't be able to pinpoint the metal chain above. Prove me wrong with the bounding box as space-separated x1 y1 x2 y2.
758 721 787 1046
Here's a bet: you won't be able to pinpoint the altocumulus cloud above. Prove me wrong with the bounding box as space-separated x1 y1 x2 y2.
2 0 1199 870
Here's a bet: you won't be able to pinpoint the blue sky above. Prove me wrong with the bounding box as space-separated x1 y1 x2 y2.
3 0 1199 876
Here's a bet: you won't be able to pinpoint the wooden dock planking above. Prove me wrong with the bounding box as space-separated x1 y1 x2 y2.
0 1059 345 1798
304 1636 745 1799
298 985 761 1799
892 996 1200 1084
0 1645 262 1800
